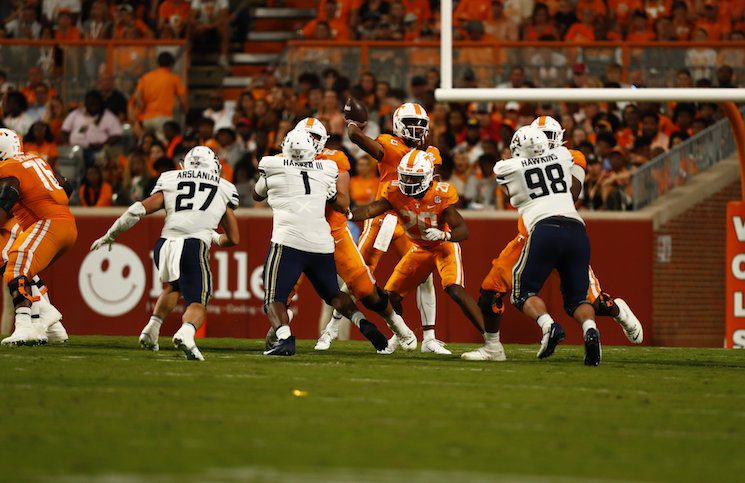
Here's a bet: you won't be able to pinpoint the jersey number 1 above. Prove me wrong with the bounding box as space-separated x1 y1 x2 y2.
175 181 217 211
524 163 567 199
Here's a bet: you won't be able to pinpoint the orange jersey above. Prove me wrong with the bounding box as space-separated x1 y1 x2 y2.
321 148 352 233
0 153 72 231
375 134 442 198
517 148 586 236
381 180 458 248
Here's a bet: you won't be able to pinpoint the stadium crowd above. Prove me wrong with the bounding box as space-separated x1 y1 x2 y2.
0 0 742 211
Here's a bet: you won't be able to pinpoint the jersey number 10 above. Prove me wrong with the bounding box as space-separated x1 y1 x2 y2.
175 181 218 211
524 163 568 199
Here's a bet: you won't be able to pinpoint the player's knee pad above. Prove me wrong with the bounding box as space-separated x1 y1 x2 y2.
8 275 34 306
593 292 618 317
479 290 506 316
565 299 593 317
362 287 389 313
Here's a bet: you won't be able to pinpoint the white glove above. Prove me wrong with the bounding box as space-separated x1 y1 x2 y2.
423 228 451 241
326 181 338 202
211 231 223 247
90 235 114 252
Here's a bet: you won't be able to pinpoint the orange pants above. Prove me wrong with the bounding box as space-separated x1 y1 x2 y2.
4 218 77 284
357 214 413 273
385 242 464 297
480 232 602 302
333 227 377 299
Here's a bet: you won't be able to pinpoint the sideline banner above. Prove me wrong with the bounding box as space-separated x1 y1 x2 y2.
42 212 653 345
726 202 745 348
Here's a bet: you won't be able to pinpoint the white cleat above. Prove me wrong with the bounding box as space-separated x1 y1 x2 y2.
314 329 337 351
46 321 69 344
421 338 452 355
172 328 204 361
2 319 47 347
388 330 417 352
461 343 507 361
139 321 161 351
613 298 643 344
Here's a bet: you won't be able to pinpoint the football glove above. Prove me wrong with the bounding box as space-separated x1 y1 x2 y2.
326 181 338 202
211 231 223 247
90 235 114 252
423 228 451 241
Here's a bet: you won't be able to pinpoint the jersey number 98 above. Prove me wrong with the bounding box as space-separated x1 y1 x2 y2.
524 163 567 199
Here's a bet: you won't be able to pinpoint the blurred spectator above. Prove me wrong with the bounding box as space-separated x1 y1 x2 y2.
97 72 128 121
20 67 56 105
121 151 151 203
696 4 727 40
565 7 596 41
350 154 379 205
158 0 191 38
601 149 632 210
640 111 669 152
454 0 491 24
163 121 182 158
203 93 235 130
43 0 82 24
144 156 177 196
302 0 350 40
470 154 499 209
717 65 736 88
498 66 530 88
44 96 66 141
670 1 692 40
454 118 485 165
5 5 42 39
78 165 113 207
82 0 112 39
582 157 605 210
190 0 231 68
232 160 258 206
626 11 654 41
3 91 34 138
24 121 58 167
554 0 579 38
685 29 717 81
26 83 49 123
524 3 559 41
54 10 81 40
235 118 257 157
215 128 244 167
132 52 187 137
61 90 123 151
447 152 478 207
113 4 153 39
316 90 345 135
0 70 12 96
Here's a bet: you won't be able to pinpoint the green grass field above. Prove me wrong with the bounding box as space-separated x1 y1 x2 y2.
1 337 744 482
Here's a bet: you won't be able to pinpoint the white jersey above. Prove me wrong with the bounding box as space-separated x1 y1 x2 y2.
153 169 239 244
257 155 338 254
494 146 583 232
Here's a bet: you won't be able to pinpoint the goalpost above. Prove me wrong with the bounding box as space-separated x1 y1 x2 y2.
435 0 745 348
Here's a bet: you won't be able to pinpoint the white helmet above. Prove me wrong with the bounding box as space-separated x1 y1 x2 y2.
294 117 328 155
510 126 549 158
393 103 429 146
0 129 22 161
183 146 221 175
530 115 565 149
397 149 433 196
282 129 316 163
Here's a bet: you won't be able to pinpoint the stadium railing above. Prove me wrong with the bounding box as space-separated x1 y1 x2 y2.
285 40 745 90
631 106 744 210
0 40 188 104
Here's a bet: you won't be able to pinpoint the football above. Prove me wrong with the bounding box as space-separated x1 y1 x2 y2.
343 96 368 124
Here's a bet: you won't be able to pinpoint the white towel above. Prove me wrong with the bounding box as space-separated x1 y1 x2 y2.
373 214 398 252
158 238 185 283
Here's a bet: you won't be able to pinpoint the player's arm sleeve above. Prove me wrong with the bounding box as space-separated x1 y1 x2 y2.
103 202 148 241
570 150 587 185
223 182 240 209
253 163 268 201
493 161 510 184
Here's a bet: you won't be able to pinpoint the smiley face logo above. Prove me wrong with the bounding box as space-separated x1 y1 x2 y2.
79 244 146 317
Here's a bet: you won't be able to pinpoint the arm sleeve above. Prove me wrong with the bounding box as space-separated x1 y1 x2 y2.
105 202 146 240
570 164 586 184
226 183 240 208
150 173 168 195
254 176 268 198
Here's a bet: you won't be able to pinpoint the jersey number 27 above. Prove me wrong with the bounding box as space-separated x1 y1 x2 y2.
175 181 217 211
524 163 567 199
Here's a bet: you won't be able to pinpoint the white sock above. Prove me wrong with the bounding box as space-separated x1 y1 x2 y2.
423 328 435 341
30 286 41 321
32 276 50 303
416 275 437 326
180 322 196 338
582 319 597 335
276 325 291 340
148 315 163 327
536 314 554 332
286 308 294 323
384 311 410 336
15 307 31 327
350 311 364 328
484 331 500 346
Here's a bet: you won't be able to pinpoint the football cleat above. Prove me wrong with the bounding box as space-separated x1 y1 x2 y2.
358 320 388 352
2 319 47 347
387 330 418 352
583 328 602 366
172 327 204 361
613 298 643 344
314 328 337 351
263 336 296 356
46 321 69 345
537 322 565 359
461 343 507 361
139 320 161 351
421 338 452 355
265 327 278 351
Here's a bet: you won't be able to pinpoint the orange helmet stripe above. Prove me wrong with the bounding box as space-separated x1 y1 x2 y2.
538 116 546 127
307 118 315 127
413 104 422 115
407 151 418 169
